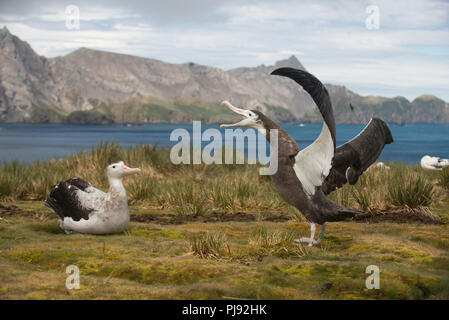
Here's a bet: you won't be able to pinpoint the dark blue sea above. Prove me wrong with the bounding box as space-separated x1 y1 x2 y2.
0 123 448 164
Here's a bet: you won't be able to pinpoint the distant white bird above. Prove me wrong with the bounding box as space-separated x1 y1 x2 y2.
420 155 449 170
374 162 390 170
45 161 141 234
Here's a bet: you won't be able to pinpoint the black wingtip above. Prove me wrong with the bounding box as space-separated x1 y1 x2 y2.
371 118 394 144
269 66 336 147
271 67 295 76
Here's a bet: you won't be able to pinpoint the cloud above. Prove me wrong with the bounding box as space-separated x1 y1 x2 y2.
39 8 141 22
0 0 448 100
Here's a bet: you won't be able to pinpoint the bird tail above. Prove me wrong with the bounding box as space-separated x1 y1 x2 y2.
326 206 365 222
44 197 64 219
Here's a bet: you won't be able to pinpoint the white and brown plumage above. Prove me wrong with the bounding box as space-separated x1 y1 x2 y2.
45 161 140 234
221 67 393 246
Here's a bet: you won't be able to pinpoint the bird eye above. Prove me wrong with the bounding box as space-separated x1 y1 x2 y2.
112 166 116 169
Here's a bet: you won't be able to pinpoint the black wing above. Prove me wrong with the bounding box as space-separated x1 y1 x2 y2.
271 67 336 147
322 118 393 194
45 178 93 221
65 178 92 191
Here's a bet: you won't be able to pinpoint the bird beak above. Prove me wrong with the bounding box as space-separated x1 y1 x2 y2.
121 163 141 175
220 101 253 128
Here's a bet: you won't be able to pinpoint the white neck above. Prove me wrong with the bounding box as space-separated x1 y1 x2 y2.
105 176 129 214
108 176 126 195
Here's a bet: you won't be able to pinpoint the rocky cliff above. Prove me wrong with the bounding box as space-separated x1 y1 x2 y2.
1 27 448 124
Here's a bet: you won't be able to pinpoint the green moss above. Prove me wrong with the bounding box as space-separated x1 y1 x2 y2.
8 249 46 264
84 261 227 285
128 227 182 239
425 257 449 270
28 222 64 234
5 247 94 268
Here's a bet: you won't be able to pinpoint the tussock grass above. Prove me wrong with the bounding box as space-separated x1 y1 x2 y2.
388 174 437 209
190 226 310 261
165 182 210 216
0 144 447 218
439 167 449 191
248 226 308 257
0 143 288 215
351 189 372 212
329 163 444 215
190 232 231 259
0 143 172 201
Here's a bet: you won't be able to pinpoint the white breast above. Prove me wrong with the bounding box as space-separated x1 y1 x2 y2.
61 188 130 235
292 123 334 196
61 210 130 235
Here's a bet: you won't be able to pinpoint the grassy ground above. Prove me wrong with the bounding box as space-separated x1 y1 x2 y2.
1 201 448 299
1 144 449 299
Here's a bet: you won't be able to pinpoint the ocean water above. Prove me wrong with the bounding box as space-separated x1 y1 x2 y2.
0 123 448 164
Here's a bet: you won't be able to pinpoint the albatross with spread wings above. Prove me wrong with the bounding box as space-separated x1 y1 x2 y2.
220 67 393 246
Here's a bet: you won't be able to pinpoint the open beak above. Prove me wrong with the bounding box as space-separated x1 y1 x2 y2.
220 101 253 128
121 162 141 175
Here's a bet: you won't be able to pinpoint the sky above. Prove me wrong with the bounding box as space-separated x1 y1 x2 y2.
0 0 448 101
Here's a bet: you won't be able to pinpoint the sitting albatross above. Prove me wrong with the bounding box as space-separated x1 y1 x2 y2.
420 155 449 170
45 161 140 234
220 67 393 246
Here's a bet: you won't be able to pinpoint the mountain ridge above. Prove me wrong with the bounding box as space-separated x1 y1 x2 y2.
1 27 448 124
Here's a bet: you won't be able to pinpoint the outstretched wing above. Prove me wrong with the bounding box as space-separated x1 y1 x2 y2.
45 178 96 221
322 118 393 194
271 67 336 196
271 67 336 147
